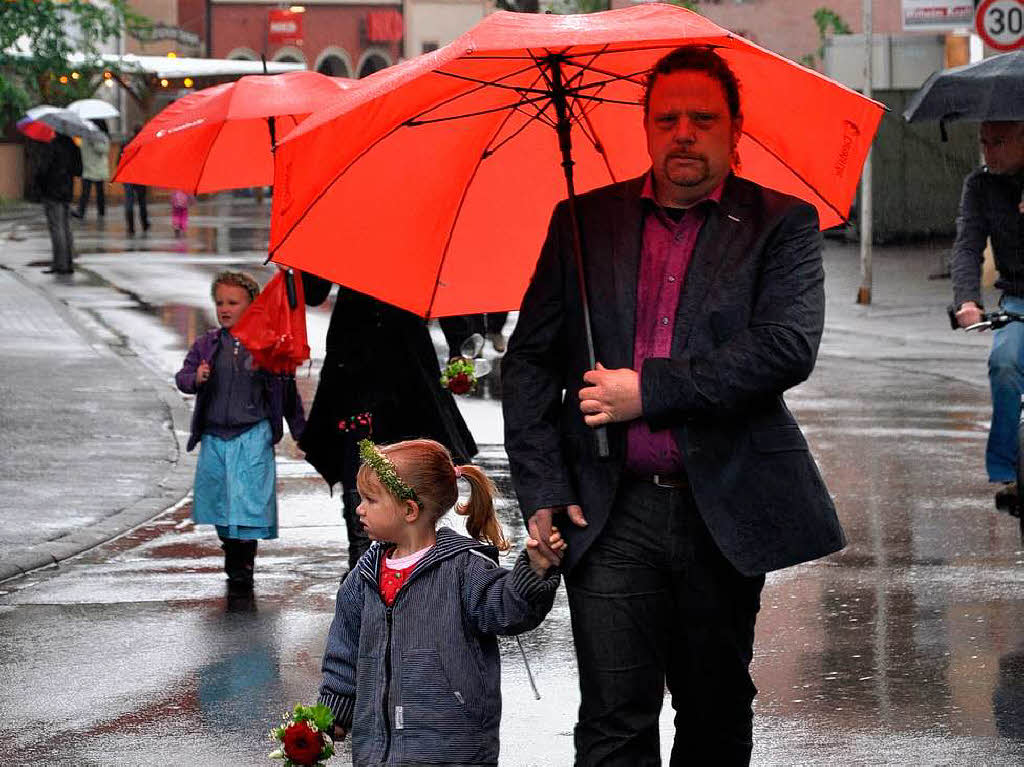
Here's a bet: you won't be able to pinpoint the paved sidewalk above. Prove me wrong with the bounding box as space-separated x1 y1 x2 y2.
0 255 194 582
0 198 997 583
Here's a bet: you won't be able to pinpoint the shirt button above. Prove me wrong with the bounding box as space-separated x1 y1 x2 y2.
668 275 676 283
661 317 669 325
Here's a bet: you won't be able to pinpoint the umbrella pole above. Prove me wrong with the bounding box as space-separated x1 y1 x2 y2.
548 56 610 459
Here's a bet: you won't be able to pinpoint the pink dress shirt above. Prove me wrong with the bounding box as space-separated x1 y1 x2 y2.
624 173 723 476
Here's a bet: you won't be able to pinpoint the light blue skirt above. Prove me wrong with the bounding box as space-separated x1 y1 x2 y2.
193 419 278 540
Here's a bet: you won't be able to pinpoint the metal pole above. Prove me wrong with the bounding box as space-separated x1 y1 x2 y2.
857 0 873 305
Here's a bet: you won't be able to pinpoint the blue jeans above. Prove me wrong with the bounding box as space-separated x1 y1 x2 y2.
987 295 1024 482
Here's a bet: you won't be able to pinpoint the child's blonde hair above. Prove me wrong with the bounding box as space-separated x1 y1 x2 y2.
211 270 260 302
358 438 509 551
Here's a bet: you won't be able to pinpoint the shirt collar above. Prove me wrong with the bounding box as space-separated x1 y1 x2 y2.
641 169 726 211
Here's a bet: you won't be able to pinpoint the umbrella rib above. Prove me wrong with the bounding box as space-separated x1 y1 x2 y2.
481 73 556 155
432 68 552 96
409 62 550 123
190 118 232 194
742 131 847 222
407 94 553 126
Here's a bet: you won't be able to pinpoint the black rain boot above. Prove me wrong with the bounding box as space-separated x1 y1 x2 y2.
222 538 256 591
342 489 370 572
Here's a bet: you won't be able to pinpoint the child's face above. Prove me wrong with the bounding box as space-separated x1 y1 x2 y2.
356 473 407 543
214 283 252 330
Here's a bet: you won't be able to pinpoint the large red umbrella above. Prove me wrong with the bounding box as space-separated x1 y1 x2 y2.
269 4 883 320
113 70 359 193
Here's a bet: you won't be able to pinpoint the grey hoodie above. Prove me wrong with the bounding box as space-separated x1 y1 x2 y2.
319 527 560 766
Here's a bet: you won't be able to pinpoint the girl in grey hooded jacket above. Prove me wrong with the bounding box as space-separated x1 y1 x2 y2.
318 438 563 767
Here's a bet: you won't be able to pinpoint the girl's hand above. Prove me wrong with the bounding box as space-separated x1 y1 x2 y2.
196 360 211 385
333 724 347 741
526 525 566 576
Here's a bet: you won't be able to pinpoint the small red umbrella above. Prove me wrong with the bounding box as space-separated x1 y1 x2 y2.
230 269 310 374
113 71 359 193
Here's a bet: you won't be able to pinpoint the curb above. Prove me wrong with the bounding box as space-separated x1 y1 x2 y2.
0 268 197 583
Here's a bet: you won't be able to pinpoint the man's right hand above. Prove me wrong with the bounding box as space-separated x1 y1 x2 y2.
956 301 983 328
529 505 587 566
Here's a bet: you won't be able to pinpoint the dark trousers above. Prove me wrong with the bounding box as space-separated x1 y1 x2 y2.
439 312 508 358
566 480 765 767
43 200 74 272
338 427 370 570
124 184 149 234
77 180 105 217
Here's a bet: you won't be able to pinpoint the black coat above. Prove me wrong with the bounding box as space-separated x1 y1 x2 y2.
300 275 478 488
27 135 82 203
502 174 846 576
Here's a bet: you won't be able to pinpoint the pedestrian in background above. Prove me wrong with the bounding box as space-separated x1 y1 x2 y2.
300 276 478 574
72 120 110 220
318 438 562 765
503 45 845 765
175 271 306 592
440 312 509 359
952 120 1024 511
26 133 81 275
171 189 193 237
120 124 149 236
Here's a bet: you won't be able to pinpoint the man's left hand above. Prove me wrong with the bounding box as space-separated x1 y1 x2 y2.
579 363 642 427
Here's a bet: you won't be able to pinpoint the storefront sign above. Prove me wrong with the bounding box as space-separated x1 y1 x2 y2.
268 10 303 45
902 0 976 30
365 10 403 43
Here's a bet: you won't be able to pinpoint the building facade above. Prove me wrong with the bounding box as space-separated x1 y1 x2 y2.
203 0 403 78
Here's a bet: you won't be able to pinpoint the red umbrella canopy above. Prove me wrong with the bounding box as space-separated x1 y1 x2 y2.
114 71 359 194
269 4 884 318
230 269 310 373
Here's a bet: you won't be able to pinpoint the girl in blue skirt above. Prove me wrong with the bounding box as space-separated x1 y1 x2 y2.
175 271 305 591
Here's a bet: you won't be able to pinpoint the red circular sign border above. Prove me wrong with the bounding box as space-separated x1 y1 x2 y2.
976 0 1024 52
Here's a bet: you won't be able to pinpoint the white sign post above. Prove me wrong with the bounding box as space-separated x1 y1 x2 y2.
975 0 1024 51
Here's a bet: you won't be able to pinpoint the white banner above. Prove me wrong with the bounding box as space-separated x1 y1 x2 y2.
902 0 976 30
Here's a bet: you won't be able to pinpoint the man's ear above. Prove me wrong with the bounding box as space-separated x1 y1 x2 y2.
404 499 421 522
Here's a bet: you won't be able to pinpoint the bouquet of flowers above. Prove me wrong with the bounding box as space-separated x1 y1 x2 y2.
440 356 477 395
269 703 335 766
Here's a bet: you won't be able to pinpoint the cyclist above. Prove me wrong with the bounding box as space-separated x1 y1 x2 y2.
952 121 1024 511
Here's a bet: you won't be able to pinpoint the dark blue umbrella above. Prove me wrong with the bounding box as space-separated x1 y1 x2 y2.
904 50 1024 138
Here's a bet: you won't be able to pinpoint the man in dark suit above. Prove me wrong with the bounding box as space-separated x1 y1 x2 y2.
502 46 846 766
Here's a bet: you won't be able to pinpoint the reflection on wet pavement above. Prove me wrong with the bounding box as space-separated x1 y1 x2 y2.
1 198 1023 764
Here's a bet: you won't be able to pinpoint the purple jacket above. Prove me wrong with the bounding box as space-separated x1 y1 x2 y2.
175 328 306 452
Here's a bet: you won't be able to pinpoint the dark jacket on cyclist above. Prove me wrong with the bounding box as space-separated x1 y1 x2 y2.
951 167 1024 308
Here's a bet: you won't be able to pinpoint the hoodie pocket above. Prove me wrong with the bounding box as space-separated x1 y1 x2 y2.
397 648 477 732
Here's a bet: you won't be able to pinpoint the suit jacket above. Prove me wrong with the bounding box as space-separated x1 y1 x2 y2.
502 173 846 577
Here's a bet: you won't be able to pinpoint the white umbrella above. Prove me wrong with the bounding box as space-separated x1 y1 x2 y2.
24 105 105 141
67 98 120 120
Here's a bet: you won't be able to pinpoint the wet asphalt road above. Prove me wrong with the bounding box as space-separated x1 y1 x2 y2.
1 199 1023 765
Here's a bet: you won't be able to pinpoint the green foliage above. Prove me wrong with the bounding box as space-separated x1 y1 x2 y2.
0 0 149 128
802 6 852 70
543 0 696 11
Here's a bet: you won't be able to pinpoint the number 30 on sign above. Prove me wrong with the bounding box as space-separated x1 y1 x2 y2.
976 0 1024 51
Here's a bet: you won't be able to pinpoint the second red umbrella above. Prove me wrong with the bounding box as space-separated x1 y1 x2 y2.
113 70 359 193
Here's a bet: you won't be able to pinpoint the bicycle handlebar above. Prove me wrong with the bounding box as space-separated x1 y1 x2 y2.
947 304 1024 332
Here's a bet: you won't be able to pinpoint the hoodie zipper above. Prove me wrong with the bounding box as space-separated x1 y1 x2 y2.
381 605 394 763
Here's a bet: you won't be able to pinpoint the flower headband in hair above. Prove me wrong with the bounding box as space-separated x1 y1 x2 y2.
358 439 418 503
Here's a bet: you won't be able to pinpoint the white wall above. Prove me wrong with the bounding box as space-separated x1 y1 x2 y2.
404 0 493 57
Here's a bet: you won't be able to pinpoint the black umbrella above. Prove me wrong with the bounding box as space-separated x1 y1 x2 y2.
904 50 1024 138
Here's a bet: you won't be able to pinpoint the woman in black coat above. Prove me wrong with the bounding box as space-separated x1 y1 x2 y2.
300 274 478 570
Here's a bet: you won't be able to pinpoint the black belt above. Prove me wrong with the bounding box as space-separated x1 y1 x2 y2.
628 472 688 489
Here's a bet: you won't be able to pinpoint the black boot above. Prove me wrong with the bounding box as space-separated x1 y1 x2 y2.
221 538 257 591
342 489 370 572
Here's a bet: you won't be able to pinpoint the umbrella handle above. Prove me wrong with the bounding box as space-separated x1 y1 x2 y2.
284 268 298 310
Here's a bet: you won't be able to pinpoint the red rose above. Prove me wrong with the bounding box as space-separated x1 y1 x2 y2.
448 372 472 395
282 720 323 765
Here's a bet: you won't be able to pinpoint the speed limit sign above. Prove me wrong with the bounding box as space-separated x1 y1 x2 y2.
976 0 1024 51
